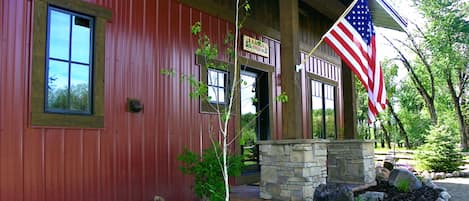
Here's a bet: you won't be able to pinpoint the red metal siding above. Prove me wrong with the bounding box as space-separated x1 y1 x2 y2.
0 0 281 200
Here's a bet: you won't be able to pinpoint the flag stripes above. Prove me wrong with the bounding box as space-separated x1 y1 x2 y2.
324 0 387 122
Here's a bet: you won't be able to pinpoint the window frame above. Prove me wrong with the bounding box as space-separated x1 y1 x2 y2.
308 75 338 140
196 55 233 113
45 6 95 115
207 68 228 104
30 0 111 128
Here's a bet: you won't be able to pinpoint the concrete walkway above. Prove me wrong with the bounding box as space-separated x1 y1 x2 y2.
434 178 469 201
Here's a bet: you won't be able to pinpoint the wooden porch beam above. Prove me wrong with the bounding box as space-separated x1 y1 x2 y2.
279 0 303 139
341 62 357 139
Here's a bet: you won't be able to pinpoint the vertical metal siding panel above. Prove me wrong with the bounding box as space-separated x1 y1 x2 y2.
64 130 84 201
301 53 308 138
83 131 100 201
142 0 158 199
113 1 130 200
23 129 45 201
44 129 65 201
183 6 198 194
99 131 115 201
129 0 145 200
190 7 201 157
0 1 28 201
154 0 163 196
274 43 282 139
100 1 116 200
157 0 171 197
169 2 185 200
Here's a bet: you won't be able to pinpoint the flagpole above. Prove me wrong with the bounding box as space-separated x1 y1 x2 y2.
298 0 359 66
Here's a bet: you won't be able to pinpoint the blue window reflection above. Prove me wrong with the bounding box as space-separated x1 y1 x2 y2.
207 69 227 104
46 7 93 114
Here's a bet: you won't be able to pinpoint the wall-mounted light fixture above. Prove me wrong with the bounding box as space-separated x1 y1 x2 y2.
127 98 143 113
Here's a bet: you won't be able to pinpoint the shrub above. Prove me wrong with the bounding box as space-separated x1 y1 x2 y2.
178 145 243 201
395 179 411 193
415 125 463 172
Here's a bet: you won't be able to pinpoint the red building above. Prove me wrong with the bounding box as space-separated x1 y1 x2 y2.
0 0 405 200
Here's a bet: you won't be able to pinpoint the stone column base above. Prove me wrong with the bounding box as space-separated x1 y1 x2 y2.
258 139 328 200
327 140 375 185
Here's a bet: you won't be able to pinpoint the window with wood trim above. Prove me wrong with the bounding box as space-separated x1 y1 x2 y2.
46 7 94 114
30 0 111 128
196 55 232 113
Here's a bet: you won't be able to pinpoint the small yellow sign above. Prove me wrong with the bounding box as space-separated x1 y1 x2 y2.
243 35 269 58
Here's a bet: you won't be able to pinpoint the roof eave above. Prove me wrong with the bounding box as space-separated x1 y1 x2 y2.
370 0 408 31
301 0 407 31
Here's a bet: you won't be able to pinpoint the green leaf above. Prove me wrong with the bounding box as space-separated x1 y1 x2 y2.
191 22 201 35
160 68 176 77
276 91 288 103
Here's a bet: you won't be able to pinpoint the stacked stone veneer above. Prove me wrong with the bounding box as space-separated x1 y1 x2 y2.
327 140 375 185
258 139 329 200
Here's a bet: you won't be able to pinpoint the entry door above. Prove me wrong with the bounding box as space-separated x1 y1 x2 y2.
239 67 269 182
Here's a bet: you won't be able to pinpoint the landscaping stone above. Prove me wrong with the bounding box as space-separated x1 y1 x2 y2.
383 161 394 171
421 170 431 180
435 172 446 180
375 167 390 182
451 171 460 177
357 191 386 201
313 183 353 201
431 172 436 179
388 168 422 191
439 191 451 201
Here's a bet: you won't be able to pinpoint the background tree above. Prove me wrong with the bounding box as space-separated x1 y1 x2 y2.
414 0 469 149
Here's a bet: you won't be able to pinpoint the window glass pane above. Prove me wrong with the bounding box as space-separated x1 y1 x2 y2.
218 88 225 104
218 72 225 87
324 84 336 139
71 16 92 64
70 64 90 112
208 86 217 103
208 70 218 86
311 80 323 138
47 60 69 111
241 74 256 114
49 10 71 60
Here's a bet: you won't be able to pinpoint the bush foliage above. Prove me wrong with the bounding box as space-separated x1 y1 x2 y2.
178 146 243 201
415 125 463 172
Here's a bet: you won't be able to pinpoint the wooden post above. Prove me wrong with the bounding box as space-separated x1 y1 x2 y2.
341 62 357 139
279 0 302 139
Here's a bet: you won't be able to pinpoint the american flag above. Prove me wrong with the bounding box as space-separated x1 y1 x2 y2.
324 0 387 122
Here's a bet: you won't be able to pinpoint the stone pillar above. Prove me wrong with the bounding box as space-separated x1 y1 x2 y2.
327 140 375 185
258 139 328 200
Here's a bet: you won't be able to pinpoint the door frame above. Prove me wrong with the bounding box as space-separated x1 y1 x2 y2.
235 57 275 185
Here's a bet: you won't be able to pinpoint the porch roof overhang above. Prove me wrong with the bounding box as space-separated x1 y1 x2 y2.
302 0 407 31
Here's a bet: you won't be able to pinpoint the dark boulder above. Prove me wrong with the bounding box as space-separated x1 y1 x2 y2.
388 168 422 191
313 183 353 201
383 161 394 171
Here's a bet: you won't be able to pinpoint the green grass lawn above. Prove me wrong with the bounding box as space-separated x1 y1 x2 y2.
374 147 413 153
